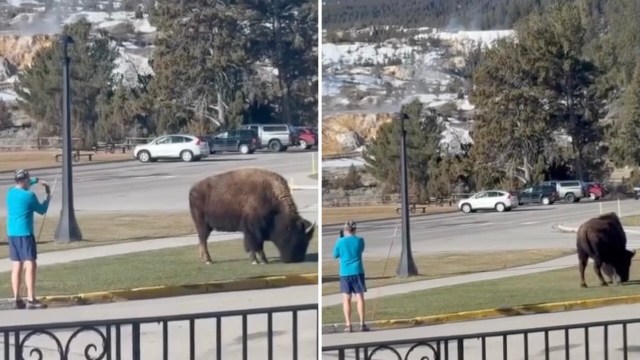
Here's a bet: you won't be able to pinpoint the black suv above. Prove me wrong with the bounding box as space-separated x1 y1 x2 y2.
517 185 558 206
206 129 261 154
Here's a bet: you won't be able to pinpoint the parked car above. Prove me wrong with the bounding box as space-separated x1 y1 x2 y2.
517 185 558 205
205 129 260 154
293 127 317 149
457 190 519 213
539 180 587 203
239 123 295 152
133 134 209 163
586 182 608 200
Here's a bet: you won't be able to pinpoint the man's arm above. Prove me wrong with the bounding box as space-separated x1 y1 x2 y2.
30 192 50 215
333 240 341 259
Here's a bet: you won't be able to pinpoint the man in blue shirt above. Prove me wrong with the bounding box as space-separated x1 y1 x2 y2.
6 169 50 310
333 220 369 332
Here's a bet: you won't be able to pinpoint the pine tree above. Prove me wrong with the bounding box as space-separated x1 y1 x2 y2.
363 99 443 200
610 62 640 166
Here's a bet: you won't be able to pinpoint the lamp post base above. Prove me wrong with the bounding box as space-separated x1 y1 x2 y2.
54 210 83 243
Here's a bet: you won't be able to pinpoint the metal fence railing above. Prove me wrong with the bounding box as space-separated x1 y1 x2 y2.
322 317 640 360
1 303 318 360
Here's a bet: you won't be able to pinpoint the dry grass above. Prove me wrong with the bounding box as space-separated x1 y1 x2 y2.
322 205 457 225
0 211 196 258
621 214 640 227
322 248 575 295
0 151 132 172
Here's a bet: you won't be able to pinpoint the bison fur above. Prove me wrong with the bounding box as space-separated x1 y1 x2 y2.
576 212 636 288
188 168 316 265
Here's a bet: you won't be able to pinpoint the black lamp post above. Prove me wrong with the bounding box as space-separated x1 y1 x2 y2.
54 35 83 244
396 112 418 277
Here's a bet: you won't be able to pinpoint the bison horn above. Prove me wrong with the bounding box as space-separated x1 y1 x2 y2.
305 221 316 235
634 249 637 255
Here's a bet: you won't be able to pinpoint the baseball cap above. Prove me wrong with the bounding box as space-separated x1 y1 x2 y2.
344 220 357 230
14 169 29 182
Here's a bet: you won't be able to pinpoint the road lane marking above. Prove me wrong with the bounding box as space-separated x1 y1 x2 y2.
521 221 541 225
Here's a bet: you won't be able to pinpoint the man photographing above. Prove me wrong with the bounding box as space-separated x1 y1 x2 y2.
6 169 50 309
333 220 369 332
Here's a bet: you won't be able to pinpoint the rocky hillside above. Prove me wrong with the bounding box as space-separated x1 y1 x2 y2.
322 27 512 167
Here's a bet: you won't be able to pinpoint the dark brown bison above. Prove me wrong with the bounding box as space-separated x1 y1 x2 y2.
188 168 316 265
576 212 636 287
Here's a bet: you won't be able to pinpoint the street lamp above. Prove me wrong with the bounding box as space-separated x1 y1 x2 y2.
54 35 83 243
396 112 418 277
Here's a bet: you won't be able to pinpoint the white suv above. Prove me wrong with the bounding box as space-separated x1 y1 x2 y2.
133 134 209 163
458 190 519 213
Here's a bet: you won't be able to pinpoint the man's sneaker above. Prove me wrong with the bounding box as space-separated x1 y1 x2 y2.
26 299 47 310
360 323 370 332
13 298 25 310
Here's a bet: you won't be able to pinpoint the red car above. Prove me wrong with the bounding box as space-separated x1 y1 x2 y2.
294 127 317 150
586 182 607 200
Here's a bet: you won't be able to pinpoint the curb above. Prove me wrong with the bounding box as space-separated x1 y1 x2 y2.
35 273 318 306
322 294 640 333
0 158 134 175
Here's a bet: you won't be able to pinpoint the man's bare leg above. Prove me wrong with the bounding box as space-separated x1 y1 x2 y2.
342 293 352 330
356 293 367 328
11 261 22 299
24 260 36 300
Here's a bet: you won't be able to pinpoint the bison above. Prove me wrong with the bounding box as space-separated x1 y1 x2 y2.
188 167 316 265
576 212 636 288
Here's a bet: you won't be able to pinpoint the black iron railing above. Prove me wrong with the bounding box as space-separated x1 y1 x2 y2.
1 303 318 360
322 317 640 359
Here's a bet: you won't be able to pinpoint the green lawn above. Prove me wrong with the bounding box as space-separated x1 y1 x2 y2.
322 249 575 294
322 257 640 324
1 234 318 298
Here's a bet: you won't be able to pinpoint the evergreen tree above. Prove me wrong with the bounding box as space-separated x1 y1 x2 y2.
15 20 118 147
609 62 640 166
362 99 443 200
0 100 12 130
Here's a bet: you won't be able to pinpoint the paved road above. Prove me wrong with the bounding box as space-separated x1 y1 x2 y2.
323 199 640 258
0 151 319 215
322 303 640 360
0 285 318 360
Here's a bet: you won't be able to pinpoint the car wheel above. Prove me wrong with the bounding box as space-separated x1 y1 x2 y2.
565 193 575 203
180 150 194 162
239 144 250 154
268 140 281 152
589 192 597 200
298 140 308 150
461 203 472 213
495 202 506 212
137 150 151 163
541 197 551 205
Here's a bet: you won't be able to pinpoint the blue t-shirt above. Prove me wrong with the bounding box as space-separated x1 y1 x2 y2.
5 186 49 237
333 234 365 276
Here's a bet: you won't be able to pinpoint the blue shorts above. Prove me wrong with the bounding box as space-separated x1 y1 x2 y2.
8 235 37 262
339 273 367 294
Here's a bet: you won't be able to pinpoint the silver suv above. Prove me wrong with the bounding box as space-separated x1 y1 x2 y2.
540 180 587 203
240 124 295 152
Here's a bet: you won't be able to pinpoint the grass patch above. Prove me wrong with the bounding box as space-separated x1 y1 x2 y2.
621 214 640 227
0 151 132 172
322 256 640 324
322 205 457 225
322 249 575 295
0 234 318 298
0 212 196 258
